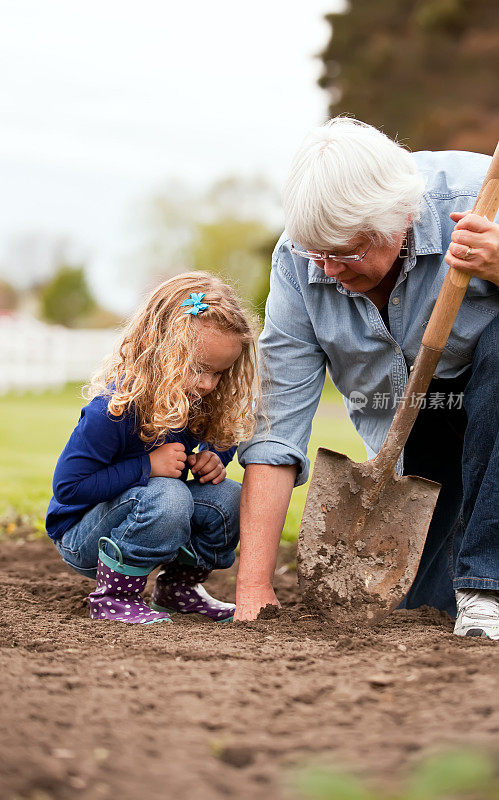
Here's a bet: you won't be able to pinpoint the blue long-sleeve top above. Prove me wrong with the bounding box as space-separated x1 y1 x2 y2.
46 394 236 540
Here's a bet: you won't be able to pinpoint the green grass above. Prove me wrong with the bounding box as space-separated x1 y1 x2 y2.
0 383 88 533
0 380 365 540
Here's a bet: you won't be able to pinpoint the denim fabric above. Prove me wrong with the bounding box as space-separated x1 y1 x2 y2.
398 314 498 616
238 151 499 485
54 477 241 579
455 313 499 592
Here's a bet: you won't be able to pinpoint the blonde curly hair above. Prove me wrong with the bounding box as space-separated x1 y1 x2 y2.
86 272 260 450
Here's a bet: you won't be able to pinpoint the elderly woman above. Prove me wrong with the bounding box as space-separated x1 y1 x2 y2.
236 118 499 639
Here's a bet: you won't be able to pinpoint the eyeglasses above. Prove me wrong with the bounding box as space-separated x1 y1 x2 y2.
291 239 374 264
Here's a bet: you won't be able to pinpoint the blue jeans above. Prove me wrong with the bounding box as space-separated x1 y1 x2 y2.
55 477 241 579
400 313 499 616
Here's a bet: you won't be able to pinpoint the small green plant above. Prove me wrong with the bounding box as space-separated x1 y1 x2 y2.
295 767 370 800
406 751 496 800
294 750 498 800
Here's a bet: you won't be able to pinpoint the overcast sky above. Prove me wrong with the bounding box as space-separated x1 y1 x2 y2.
0 0 341 311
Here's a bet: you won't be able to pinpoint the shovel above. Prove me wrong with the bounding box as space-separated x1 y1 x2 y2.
297 144 499 625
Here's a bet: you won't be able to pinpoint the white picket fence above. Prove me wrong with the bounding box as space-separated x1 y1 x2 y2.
0 312 118 394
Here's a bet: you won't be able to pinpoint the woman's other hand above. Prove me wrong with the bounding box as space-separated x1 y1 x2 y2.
233 583 281 621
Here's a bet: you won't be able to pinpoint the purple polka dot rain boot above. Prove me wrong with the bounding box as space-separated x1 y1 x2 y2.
150 551 235 623
88 538 172 625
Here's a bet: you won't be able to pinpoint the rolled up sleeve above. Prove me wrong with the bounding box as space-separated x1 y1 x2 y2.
238 249 326 486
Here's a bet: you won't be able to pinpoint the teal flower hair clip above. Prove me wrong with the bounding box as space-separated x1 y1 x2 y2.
180 292 209 316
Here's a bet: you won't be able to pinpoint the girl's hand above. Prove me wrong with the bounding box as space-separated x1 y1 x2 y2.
149 442 187 478
187 451 226 484
234 583 281 621
446 211 499 286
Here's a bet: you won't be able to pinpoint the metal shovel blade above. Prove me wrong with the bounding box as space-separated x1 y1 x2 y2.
297 447 441 625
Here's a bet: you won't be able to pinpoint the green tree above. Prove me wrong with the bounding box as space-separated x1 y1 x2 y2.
0 280 18 311
250 232 276 321
318 0 499 152
191 218 272 315
40 265 96 328
141 176 281 321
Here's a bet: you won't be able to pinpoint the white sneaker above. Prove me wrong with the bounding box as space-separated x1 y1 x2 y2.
454 590 499 640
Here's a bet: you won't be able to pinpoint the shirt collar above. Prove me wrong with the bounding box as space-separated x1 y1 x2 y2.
413 193 443 256
307 191 443 290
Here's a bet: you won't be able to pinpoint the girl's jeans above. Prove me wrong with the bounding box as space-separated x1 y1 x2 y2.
400 313 498 617
55 477 241 579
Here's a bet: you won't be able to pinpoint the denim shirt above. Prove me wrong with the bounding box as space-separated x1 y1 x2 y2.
238 150 499 485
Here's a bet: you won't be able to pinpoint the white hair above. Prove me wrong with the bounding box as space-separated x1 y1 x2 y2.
282 117 425 250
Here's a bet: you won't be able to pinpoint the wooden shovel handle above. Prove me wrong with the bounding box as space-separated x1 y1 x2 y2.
374 143 499 475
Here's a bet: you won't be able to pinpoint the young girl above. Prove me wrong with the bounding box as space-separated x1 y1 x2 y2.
46 272 259 625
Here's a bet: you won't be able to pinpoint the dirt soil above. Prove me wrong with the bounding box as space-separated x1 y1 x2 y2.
1 539 498 800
